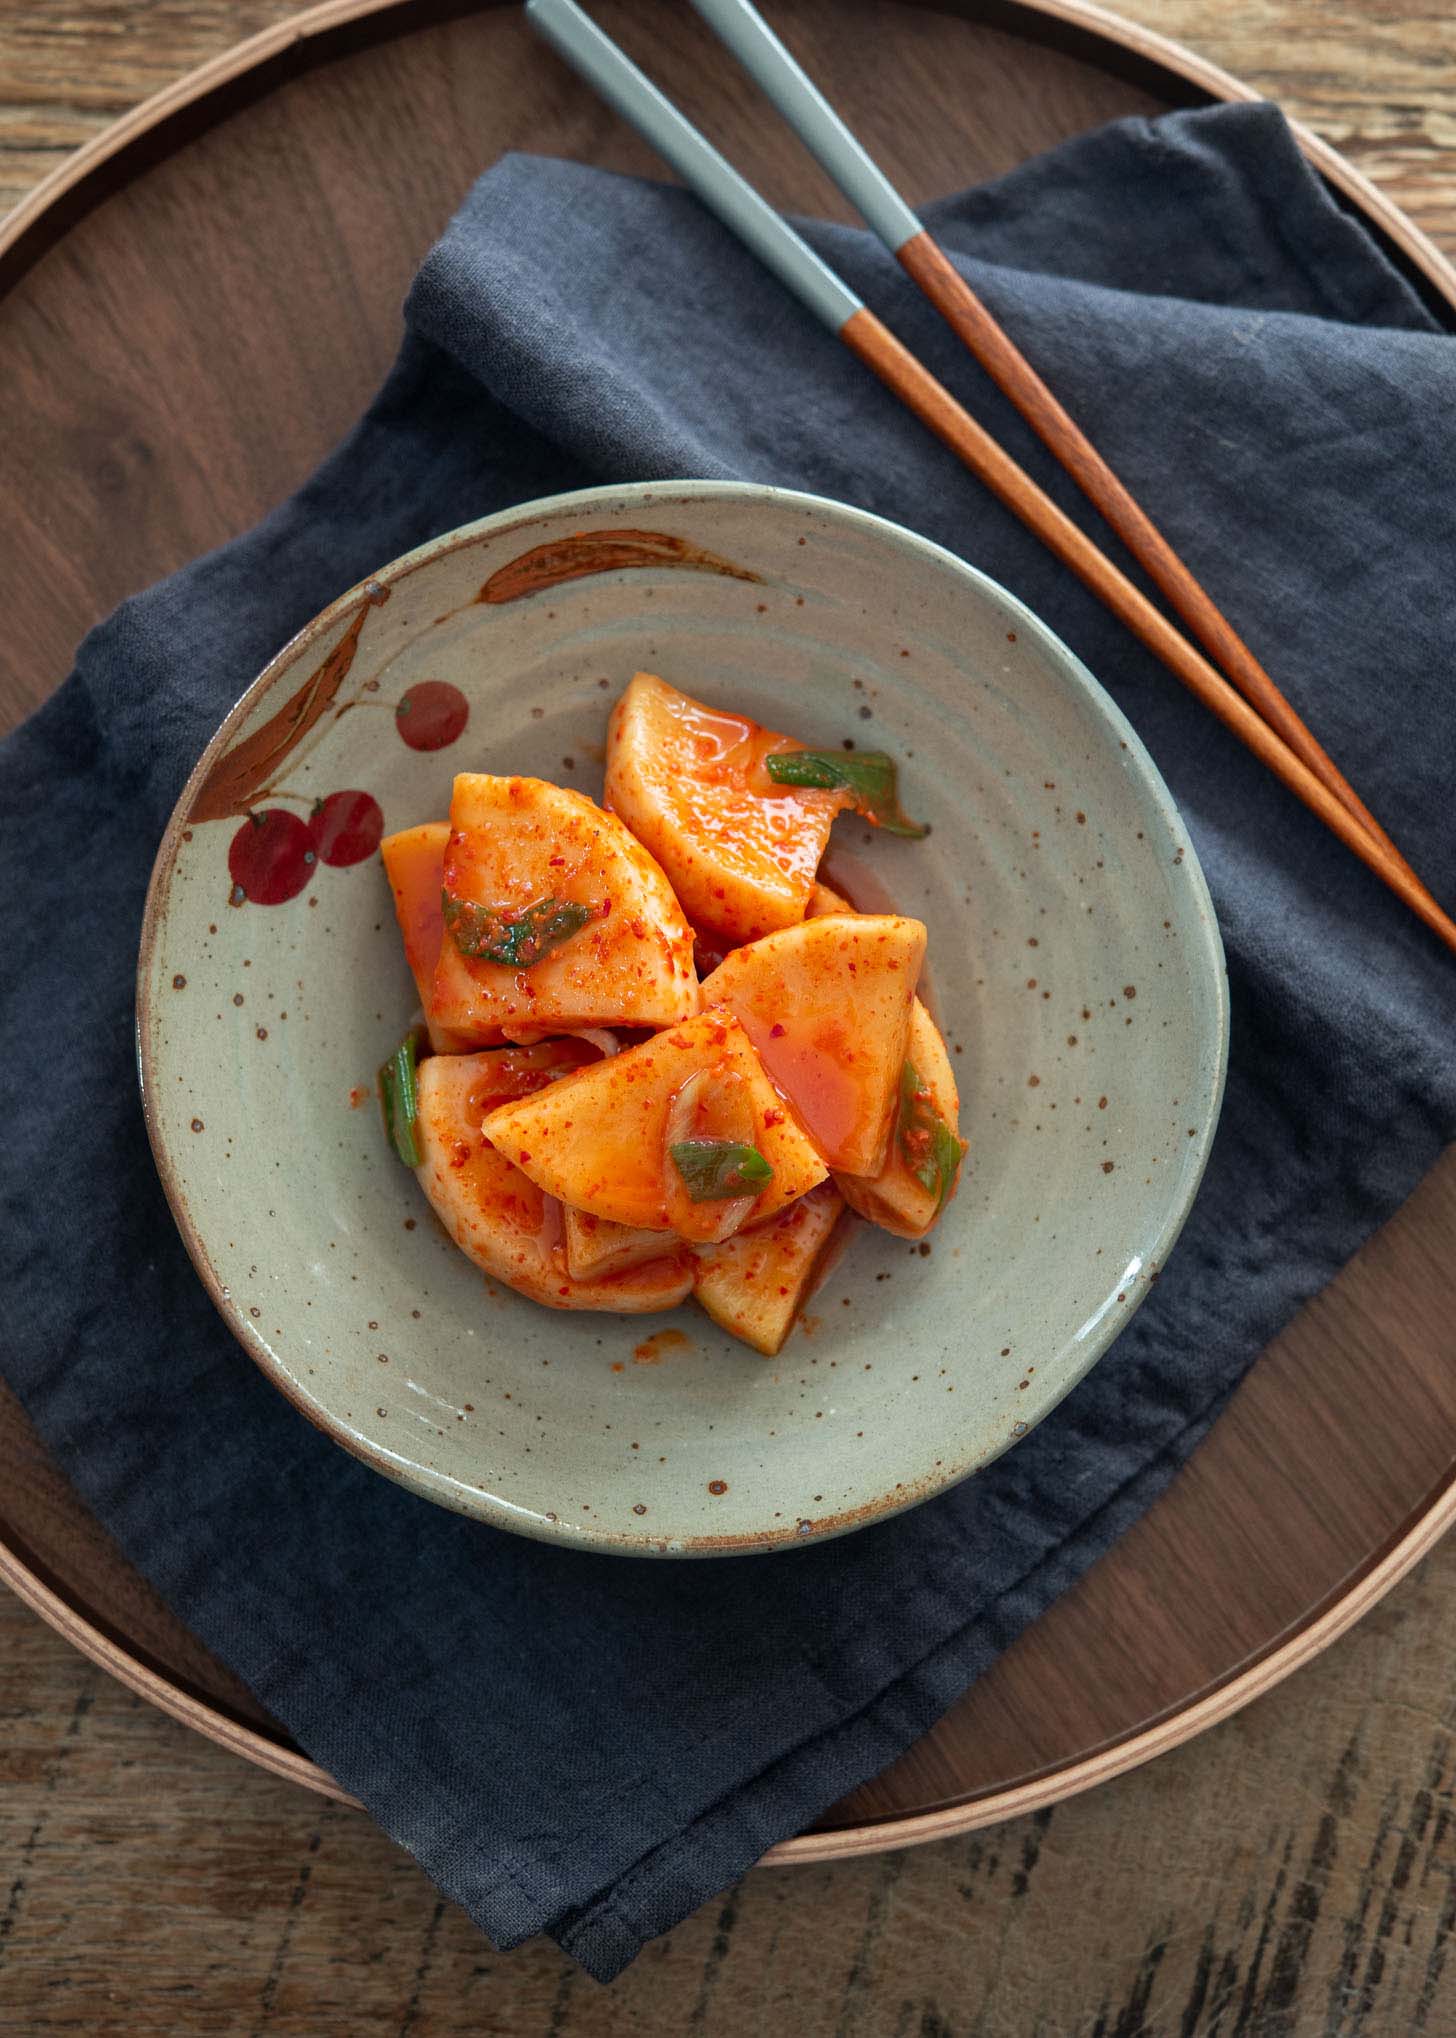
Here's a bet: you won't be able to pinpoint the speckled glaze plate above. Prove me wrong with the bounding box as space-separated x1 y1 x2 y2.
138 480 1227 1555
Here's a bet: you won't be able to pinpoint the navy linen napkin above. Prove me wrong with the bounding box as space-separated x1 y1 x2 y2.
5 105 1456 1979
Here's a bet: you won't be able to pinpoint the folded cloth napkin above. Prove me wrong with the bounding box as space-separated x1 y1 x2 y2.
4 104 1455 1980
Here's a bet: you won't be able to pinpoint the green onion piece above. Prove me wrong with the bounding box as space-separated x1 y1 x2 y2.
764 749 927 838
898 1059 966 1212
442 891 594 967
378 1027 425 1168
669 1139 774 1203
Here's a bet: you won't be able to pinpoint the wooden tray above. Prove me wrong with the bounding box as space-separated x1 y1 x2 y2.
4 0 1455 1868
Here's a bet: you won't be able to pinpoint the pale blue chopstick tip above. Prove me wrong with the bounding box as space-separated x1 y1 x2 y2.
526 0 863 336
688 0 923 253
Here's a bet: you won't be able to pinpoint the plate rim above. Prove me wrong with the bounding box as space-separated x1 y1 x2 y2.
3 0 1448 1861
134 476 1229 1556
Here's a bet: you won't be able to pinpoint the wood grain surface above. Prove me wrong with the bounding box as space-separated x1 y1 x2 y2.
11 1546 1456 2037
4 0 1455 242
3 2 1456 2032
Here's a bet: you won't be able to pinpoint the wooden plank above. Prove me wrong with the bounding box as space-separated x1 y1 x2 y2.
9 1550 1456 2032
2 0 1453 247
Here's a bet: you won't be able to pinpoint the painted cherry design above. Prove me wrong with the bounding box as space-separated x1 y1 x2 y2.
227 810 315 904
309 790 384 866
394 680 469 751
224 674 466 903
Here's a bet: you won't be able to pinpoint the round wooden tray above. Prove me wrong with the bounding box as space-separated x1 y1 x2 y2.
4 0 1455 1868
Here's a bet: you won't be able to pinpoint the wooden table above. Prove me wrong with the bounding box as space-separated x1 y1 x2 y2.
3 4 1455 2031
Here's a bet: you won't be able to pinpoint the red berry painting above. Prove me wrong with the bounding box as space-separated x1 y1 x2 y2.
309 790 384 867
395 681 469 752
227 810 316 905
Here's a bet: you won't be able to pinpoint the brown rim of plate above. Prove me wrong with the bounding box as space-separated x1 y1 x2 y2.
5 0 1455 1863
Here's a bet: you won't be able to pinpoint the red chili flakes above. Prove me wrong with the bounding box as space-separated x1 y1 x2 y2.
763 1109 784 1129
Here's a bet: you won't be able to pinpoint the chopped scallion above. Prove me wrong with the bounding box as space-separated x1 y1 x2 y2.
378 1026 426 1168
669 1139 774 1203
897 1058 966 1211
764 749 926 837
442 891 593 967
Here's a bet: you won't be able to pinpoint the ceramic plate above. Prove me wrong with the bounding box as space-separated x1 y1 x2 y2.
138 481 1227 1554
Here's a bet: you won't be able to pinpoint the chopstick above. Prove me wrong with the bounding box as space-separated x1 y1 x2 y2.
525 0 1456 959
687 0 1416 881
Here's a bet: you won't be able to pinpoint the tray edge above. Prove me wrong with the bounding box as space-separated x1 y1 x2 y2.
3 0 1454 1866
3 0 1455 310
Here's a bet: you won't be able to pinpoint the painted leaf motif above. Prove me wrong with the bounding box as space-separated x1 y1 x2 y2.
188 585 389 823
477 529 761 605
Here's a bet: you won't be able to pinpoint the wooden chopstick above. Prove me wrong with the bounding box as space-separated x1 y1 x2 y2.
688 0 1420 884
892 234 1417 879
526 0 1456 959
840 313 1456 954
